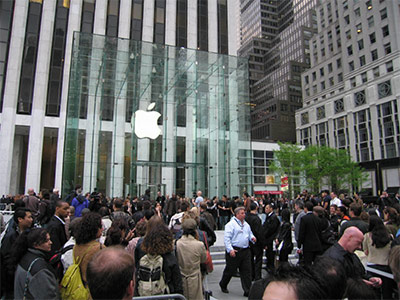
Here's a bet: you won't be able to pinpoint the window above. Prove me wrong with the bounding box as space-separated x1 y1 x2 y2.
312 72 316 81
343 0 348 10
382 25 389 37
334 99 344 113
349 61 354 71
350 77 356 87
328 63 332 72
301 112 309 125
337 58 341 68
338 73 343 82
354 90 366 106
380 8 387 20
373 67 380 78
378 80 391 98
361 72 367 83
371 49 378 61
344 15 350 24
347 45 353 55
384 43 391 54
366 0 372 10
329 77 334 86
317 106 325 120
346 30 351 39
305 75 309 84
369 32 376 44
358 39 364 50
321 48 325 57
321 81 325 90
359 55 365 66
305 88 310 96
356 23 362 33
367 16 374 27
386 61 393 72
354 8 360 17
320 67 324 76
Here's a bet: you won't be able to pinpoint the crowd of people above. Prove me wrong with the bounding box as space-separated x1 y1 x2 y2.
0 186 399 299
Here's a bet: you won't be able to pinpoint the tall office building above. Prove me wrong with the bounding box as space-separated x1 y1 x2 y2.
0 0 253 198
239 0 318 141
296 0 400 195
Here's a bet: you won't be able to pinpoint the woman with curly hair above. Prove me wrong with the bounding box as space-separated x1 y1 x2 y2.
13 228 59 299
134 222 183 296
363 215 395 299
104 218 134 247
73 212 104 285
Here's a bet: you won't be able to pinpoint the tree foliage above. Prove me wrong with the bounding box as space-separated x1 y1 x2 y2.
270 143 367 195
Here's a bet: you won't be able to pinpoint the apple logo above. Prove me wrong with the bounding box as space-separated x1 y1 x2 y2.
133 102 162 139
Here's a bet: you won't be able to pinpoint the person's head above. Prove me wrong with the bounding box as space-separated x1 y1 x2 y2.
339 226 364 253
330 192 337 199
13 228 52 263
146 215 164 234
87 247 134 300
134 219 147 237
311 257 347 300
105 219 130 247
55 201 70 220
330 204 338 215
13 208 33 231
99 206 110 217
383 207 399 224
179 200 190 212
75 212 103 245
142 223 173 255
81 208 91 216
243 192 249 199
262 263 326 300
75 185 82 194
304 201 314 212
234 206 246 221
197 190 202 197
250 202 258 212
222 195 228 202
337 206 347 217
181 218 198 239
69 205 75 216
199 202 208 212
313 205 325 218
27 188 35 196
389 246 400 288
53 188 59 195
265 203 274 214
69 217 81 238
294 200 304 211
182 210 200 226
349 203 362 217
281 209 290 223
369 215 391 248
143 200 151 211
113 198 123 211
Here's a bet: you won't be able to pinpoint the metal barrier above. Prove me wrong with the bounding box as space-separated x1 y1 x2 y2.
365 266 394 280
133 294 187 300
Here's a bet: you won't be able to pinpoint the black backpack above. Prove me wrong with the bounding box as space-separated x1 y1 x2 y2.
49 244 74 282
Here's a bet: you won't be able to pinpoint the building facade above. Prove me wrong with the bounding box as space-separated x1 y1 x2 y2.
0 0 253 198
296 0 400 195
239 0 318 142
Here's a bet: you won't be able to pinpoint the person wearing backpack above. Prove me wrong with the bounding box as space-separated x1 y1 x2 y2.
60 213 104 299
135 221 183 296
13 228 59 299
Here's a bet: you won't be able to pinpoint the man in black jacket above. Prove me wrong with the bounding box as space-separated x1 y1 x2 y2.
263 203 280 273
245 202 264 280
298 201 323 265
47 200 69 255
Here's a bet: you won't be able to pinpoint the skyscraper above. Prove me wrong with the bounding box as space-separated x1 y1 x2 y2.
296 0 400 195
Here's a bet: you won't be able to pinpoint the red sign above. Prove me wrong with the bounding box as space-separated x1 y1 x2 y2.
281 176 288 188
254 191 283 195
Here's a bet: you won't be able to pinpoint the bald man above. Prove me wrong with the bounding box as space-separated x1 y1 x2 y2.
323 226 382 288
87 247 134 300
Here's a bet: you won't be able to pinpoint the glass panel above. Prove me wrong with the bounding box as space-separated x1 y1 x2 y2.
62 32 252 198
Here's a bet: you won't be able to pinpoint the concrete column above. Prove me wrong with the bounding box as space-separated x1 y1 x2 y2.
10 135 24 195
142 0 155 43
0 0 28 195
165 0 176 46
187 0 197 49
25 0 57 192
54 0 83 192
208 0 218 53
227 0 238 55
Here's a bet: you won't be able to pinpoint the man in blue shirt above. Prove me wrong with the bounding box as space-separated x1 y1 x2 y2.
219 206 256 297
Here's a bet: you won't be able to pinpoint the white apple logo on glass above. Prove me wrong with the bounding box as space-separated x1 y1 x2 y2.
134 103 161 139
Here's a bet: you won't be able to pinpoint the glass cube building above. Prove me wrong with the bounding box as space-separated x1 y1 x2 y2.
62 32 252 198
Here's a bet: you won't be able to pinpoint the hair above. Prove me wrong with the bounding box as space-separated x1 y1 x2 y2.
359 211 370 223
146 215 164 234
264 263 327 299
134 219 147 237
142 224 173 255
281 209 290 223
143 200 151 211
13 228 49 263
87 247 134 300
305 201 314 212
234 206 245 216
199 202 208 210
41 189 50 200
99 206 110 217
13 208 31 224
182 210 200 226
55 200 68 208
338 206 347 215
345 278 377 300
75 212 102 245
69 217 81 237
113 198 123 209
105 219 130 247
384 207 400 225
349 203 362 217
369 215 391 248
243 192 249 198
389 246 400 284
250 202 257 211
180 201 190 212
295 199 304 209
310 257 347 300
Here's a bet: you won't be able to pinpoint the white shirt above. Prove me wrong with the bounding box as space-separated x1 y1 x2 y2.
330 197 342 207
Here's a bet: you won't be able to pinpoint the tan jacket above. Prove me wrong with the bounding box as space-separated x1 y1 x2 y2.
176 235 207 300
73 240 103 283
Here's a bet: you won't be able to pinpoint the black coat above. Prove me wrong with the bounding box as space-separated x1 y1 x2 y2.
46 216 67 255
245 212 264 246
277 221 293 251
298 212 323 252
263 212 280 246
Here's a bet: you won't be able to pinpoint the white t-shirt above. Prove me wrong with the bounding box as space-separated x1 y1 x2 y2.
330 197 342 207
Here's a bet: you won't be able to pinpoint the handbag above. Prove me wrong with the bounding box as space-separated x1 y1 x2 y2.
202 232 213 273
